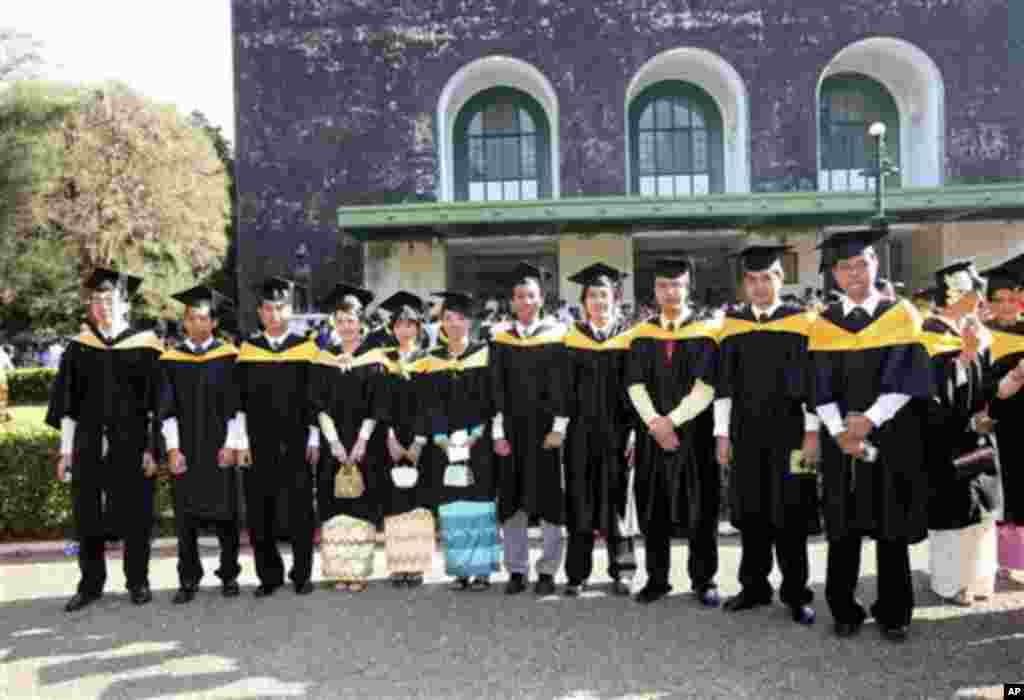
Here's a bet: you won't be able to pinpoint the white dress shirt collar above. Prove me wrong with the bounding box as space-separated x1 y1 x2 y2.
264 330 290 348
185 336 215 353
515 316 542 338
589 317 615 338
659 306 692 330
841 290 883 318
751 299 782 321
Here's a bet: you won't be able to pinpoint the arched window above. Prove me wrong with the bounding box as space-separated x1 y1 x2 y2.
453 87 550 202
629 81 724 197
819 73 900 192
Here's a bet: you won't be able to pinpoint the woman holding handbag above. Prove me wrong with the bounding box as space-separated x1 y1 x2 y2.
376 292 436 588
311 284 387 593
922 261 1000 606
422 291 501 592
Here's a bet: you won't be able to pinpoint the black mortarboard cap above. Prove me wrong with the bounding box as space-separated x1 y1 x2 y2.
567 262 627 287
320 283 374 311
433 290 475 316
731 245 791 273
986 269 1022 296
378 291 425 322
254 276 297 304
653 257 694 278
815 228 888 262
509 261 552 287
84 267 143 297
171 285 231 313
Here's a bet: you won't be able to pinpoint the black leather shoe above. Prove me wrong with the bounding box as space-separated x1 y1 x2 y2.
172 586 197 605
634 583 672 604
406 575 424 588
505 573 527 595
696 587 721 608
834 621 862 638
294 581 314 595
880 624 908 642
611 579 633 596
253 583 279 598
562 581 584 597
450 577 471 591
790 604 816 625
129 585 152 606
64 591 102 613
723 590 772 612
221 580 240 598
534 574 556 596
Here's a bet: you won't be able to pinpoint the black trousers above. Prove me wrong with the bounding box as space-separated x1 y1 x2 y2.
565 527 636 585
825 535 913 627
175 515 241 587
245 482 314 588
737 526 813 606
642 484 719 590
78 528 152 595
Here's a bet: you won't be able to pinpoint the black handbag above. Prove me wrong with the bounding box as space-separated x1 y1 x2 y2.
953 435 1001 513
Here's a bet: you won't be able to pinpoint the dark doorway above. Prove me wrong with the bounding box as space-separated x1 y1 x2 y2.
446 248 559 308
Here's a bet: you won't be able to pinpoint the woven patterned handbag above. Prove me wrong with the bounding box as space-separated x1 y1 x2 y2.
335 462 365 499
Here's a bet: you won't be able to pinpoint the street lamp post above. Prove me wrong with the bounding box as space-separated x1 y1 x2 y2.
865 121 899 279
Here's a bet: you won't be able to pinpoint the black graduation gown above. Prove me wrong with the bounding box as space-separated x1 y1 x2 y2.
717 304 821 534
563 320 634 534
419 342 497 504
377 349 435 516
989 322 1024 524
921 317 999 531
45 323 162 537
235 333 318 537
309 341 388 526
158 340 240 523
809 299 932 543
625 314 718 535
489 319 568 524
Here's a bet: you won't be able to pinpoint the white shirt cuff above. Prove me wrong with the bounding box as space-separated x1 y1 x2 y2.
863 393 910 429
413 435 427 446
491 413 505 441
318 413 340 446
804 411 820 432
358 419 376 442
816 402 845 438
307 427 320 449
552 416 569 435
234 412 250 450
161 418 180 451
60 417 76 455
713 398 731 438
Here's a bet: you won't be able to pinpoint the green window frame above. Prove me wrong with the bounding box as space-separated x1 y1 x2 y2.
629 80 724 197
453 87 551 202
819 73 900 192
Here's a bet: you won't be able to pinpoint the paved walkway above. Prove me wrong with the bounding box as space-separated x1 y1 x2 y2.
1 536 1022 699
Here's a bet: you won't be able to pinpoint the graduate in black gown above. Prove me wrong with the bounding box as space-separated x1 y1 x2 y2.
490 262 569 596
986 269 1024 576
920 261 1000 605
311 284 386 593
421 291 501 591
562 263 637 597
376 292 436 587
46 268 163 612
235 277 321 597
159 285 243 604
626 257 719 605
809 229 932 642
715 246 819 625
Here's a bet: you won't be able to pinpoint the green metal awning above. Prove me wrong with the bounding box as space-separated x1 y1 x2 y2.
337 183 1024 239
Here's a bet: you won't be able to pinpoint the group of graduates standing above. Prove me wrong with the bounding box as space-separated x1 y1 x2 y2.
45 227 1024 645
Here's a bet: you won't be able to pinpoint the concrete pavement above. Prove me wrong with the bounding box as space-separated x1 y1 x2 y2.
1 536 1022 699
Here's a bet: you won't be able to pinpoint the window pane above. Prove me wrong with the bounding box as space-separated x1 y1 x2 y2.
655 131 672 172
487 181 503 201
521 135 537 178
692 174 709 195
691 104 705 128
674 131 690 173
657 175 674 196
519 108 535 134
468 112 482 135
675 175 692 196
639 176 656 196
692 129 708 172
469 138 485 178
521 180 538 199
501 137 520 179
655 99 672 130
486 138 502 179
483 100 516 133
469 181 486 201
672 98 690 128
638 132 655 174
639 104 654 130
503 180 520 200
